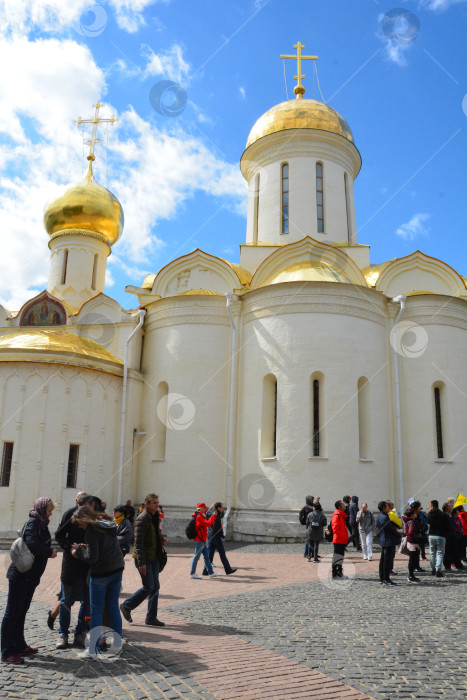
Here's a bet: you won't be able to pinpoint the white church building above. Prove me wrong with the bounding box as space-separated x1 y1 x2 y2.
0 62 466 541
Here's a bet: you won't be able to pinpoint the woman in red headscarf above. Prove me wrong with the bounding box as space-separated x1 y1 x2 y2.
1 497 57 664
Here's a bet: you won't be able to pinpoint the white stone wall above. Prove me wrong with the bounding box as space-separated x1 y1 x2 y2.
48 234 110 309
135 297 234 509
0 363 124 535
244 132 359 246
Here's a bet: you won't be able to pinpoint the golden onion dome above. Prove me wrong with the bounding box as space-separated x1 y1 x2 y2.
0 330 122 367
43 157 124 245
262 260 351 287
246 99 354 149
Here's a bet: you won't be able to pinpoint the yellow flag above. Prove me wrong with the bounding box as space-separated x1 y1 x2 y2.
453 493 467 509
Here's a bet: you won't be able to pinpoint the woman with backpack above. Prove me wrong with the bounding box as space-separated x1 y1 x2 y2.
306 503 327 562
189 503 221 579
1 497 57 664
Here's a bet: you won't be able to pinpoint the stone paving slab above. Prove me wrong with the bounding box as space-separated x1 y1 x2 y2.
1 546 464 699
163 564 467 700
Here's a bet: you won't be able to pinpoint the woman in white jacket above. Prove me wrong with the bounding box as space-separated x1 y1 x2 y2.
356 503 375 560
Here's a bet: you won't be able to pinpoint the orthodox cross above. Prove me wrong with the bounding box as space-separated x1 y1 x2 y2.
76 102 117 162
280 41 318 99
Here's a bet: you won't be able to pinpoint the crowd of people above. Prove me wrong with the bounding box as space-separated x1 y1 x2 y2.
300 494 467 585
1 490 465 665
0 493 236 664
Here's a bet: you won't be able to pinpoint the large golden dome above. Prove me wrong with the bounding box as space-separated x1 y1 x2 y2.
43 158 124 245
246 99 354 149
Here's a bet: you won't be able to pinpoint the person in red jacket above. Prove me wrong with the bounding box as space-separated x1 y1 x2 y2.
331 500 349 579
189 503 221 579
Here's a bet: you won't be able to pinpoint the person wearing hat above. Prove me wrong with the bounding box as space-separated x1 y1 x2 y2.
189 503 221 579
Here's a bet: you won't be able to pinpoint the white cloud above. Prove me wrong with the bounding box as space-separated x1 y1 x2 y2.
395 213 430 240
142 43 190 82
239 86 246 100
383 39 408 67
419 0 467 10
0 0 166 38
0 35 246 310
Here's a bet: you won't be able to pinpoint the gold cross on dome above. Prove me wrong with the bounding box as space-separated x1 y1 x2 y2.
280 41 318 99
76 102 117 162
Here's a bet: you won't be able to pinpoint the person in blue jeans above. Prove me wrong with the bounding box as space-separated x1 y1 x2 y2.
71 506 124 659
120 493 167 626
426 499 449 577
202 503 237 576
190 503 221 579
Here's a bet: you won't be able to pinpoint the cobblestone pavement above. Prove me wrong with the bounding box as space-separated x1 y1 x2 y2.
0 546 465 699
164 564 467 700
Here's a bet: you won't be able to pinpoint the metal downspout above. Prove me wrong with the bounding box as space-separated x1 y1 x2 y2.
391 295 406 515
117 309 146 504
223 293 238 534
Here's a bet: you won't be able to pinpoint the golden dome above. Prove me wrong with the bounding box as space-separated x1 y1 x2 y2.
44 159 124 245
263 260 351 286
0 330 122 367
246 99 354 149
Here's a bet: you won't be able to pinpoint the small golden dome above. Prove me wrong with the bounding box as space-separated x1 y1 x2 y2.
246 99 354 149
263 260 351 286
44 158 124 245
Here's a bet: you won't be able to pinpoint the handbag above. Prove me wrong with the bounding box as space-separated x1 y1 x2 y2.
159 546 168 572
10 524 34 573
399 536 410 557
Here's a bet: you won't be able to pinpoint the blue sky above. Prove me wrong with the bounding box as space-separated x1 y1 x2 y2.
0 0 465 310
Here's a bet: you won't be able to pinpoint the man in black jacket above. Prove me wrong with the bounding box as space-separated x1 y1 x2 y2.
120 493 167 627
348 496 361 550
55 492 93 649
427 499 450 577
202 503 236 576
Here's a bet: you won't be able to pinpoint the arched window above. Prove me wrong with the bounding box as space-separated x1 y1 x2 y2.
344 172 351 242
253 173 260 242
91 254 98 290
154 381 169 460
312 378 320 456
316 162 324 233
358 377 370 459
61 249 68 285
261 374 277 458
281 163 289 234
433 385 444 458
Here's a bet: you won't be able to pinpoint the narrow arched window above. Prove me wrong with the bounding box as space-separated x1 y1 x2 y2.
316 162 324 233
312 378 320 456
261 374 277 458
358 377 370 459
253 173 260 242
154 381 168 460
61 249 68 285
434 386 443 458
91 254 98 290
344 172 351 242
281 163 289 234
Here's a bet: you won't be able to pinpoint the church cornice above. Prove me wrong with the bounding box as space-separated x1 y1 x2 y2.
241 129 361 180
144 297 232 331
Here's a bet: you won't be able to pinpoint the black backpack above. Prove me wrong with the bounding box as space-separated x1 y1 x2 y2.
324 518 333 541
185 515 198 540
299 506 308 526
